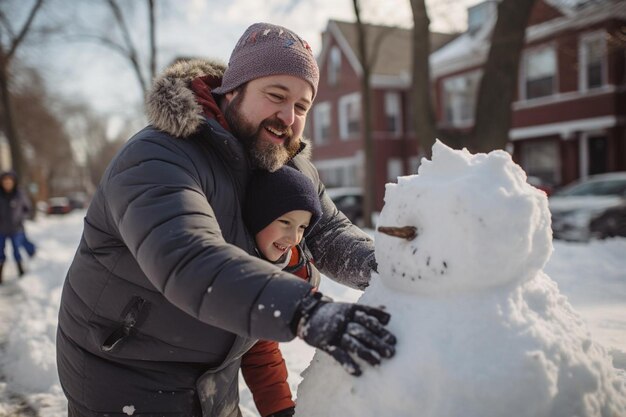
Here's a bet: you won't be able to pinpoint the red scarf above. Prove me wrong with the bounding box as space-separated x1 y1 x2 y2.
190 75 231 132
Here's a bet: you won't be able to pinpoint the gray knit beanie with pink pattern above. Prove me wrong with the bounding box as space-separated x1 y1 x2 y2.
212 22 319 98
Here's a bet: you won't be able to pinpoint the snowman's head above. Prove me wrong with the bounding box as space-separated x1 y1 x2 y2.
375 141 552 296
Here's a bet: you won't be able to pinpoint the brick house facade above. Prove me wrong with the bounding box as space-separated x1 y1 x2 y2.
309 0 626 210
309 20 456 210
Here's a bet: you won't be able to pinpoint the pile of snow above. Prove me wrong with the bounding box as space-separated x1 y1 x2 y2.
295 141 626 417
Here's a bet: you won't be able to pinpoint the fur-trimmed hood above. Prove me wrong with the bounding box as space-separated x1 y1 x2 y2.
146 59 227 138
145 58 312 160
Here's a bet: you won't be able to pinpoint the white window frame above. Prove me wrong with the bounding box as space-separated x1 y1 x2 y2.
441 70 482 127
313 102 332 145
408 155 423 175
520 139 561 185
315 156 361 187
579 130 608 179
579 31 608 93
387 158 403 183
338 92 361 140
328 46 342 87
384 91 402 136
520 43 558 101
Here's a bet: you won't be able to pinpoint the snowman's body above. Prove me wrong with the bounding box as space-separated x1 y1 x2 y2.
295 142 626 417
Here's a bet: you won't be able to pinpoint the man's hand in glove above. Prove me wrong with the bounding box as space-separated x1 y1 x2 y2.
294 292 397 376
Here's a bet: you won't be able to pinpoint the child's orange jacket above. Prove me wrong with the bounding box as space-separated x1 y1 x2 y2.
241 244 319 417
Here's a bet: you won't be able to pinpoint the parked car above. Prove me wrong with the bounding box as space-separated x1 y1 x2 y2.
326 187 363 225
527 176 554 196
47 197 72 215
548 172 626 241
68 192 89 210
589 203 626 239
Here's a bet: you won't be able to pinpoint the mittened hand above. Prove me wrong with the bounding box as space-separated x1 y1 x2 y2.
295 292 396 376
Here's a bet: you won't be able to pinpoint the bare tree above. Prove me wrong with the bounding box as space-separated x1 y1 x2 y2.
471 0 536 152
410 0 536 155
0 0 45 178
86 134 125 187
67 0 158 97
8 64 79 199
352 0 374 228
409 0 438 156
104 0 157 94
62 102 134 188
352 0 396 228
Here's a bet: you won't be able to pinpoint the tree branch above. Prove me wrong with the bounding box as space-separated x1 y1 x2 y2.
64 33 129 57
410 0 438 156
0 10 17 40
148 0 156 82
106 0 147 91
6 0 45 60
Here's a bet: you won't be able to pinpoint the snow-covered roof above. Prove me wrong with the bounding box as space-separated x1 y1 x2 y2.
545 0 608 15
527 0 626 43
430 2 497 77
430 0 625 78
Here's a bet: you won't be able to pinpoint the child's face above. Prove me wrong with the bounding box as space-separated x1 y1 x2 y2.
255 209 312 262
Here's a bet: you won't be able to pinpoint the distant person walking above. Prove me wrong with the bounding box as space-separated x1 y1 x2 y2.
0 170 36 283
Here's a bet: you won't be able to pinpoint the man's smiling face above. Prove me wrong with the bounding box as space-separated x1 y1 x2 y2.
224 75 313 172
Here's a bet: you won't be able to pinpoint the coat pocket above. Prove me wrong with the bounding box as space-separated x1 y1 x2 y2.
101 296 149 352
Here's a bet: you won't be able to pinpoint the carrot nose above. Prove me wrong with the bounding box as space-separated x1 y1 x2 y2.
377 226 418 241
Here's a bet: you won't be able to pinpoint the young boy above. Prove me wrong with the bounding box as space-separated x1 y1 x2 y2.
243 165 323 287
198 165 323 417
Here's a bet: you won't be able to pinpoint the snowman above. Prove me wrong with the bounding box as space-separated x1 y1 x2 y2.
295 141 626 417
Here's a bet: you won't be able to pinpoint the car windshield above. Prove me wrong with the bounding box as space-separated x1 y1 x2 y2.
555 178 626 197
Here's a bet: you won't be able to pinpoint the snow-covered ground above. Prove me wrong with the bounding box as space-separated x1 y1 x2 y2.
0 210 625 416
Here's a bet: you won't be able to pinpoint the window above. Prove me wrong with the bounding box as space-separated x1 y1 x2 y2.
520 140 559 185
303 117 312 140
409 156 422 174
384 92 402 134
313 102 331 145
579 32 606 91
387 158 403 182
522 46 557 100
442 71 481 126
317 164 359 187
339 93 361 140
328 46 341 87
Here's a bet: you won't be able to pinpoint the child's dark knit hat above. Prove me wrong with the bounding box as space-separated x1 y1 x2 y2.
212 22 319 98
244 166 323 237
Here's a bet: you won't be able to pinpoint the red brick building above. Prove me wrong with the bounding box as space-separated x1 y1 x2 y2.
308 20 456 210
309 0 626 210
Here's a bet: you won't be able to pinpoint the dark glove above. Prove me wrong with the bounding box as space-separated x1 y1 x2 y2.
294 292 396 376
267 407 295 417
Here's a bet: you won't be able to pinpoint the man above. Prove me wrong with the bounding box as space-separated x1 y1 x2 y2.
57 22 396 417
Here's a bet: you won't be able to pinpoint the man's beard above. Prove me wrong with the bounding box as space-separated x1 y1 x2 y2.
224 90 301 172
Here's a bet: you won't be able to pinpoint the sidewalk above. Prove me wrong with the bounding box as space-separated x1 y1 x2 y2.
0 278 38 417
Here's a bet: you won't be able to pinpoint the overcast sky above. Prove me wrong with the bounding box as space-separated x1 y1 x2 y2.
21 0 481 124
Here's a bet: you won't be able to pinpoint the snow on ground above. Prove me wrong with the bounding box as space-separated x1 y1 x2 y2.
0 210 625 416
